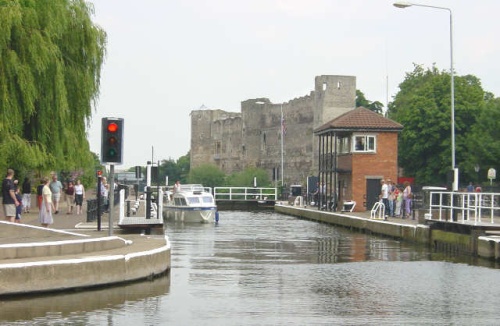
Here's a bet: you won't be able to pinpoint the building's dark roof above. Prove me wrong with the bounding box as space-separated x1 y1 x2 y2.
314 107 403 134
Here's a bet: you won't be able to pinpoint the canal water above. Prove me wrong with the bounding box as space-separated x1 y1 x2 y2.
2 211 500 325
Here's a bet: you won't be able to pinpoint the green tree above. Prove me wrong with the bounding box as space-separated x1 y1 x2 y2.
356 90 384 114
159 152 190 185
466 96 500 184
388 64 485 185
356 89 369 108
176 153 190 182
187 163 225 189
226 167 271 187
159 159 180 184
0 0 106 176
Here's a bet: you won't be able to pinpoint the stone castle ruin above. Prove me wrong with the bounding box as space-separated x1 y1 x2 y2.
190 75 356 187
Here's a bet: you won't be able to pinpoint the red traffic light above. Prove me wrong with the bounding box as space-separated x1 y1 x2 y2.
107 122 119 133
97 170 102 176
101 117 124 164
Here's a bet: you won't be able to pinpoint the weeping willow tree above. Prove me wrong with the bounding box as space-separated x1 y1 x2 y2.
0 0 106 177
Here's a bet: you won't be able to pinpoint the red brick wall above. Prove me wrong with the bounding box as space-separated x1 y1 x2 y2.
351 132 399 211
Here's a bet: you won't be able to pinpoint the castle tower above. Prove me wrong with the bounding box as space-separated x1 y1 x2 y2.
314 75 356 129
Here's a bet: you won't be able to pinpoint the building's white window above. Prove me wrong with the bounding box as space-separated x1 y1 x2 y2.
353 135 376 153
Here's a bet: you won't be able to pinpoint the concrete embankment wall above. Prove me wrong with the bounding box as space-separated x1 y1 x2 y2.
275 205 430 244
478 236 500 260
275 205 500 261
0 243 170 295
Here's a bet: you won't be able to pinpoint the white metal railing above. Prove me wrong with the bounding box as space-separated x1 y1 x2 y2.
426 191 500 225
371 201 385 219
121 189 162 220
213 187 278 201
293 196 304 206
341 201 356 213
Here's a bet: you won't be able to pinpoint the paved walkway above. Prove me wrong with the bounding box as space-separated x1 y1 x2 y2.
0 195 121 245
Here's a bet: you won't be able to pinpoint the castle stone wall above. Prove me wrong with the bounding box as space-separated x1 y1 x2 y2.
190 75 356 187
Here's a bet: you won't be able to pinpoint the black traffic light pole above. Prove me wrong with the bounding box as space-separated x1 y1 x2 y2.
146 161 152 220
108 164 115 236
97 174 102 231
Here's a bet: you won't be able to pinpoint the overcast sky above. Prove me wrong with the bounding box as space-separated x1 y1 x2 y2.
88 0 500 170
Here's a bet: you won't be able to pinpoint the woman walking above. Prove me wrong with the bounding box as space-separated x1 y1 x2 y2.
39 177 54 227
403 181 412 219
65 181 75 214
74 179 85 215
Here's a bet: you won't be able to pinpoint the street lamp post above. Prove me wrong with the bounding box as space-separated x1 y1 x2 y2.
393 1 457 190
280 103 284 188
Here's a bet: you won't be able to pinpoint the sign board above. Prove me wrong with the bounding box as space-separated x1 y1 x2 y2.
488 168 496 185
488 168 496 179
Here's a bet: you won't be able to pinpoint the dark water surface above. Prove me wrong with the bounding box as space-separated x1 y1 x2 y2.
1 211 500 325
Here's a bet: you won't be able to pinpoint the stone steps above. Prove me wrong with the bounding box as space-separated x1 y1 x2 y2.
0 236 130 260
0 222 130 260
0 221 171 296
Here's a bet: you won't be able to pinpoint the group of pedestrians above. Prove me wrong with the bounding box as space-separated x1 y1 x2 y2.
2 169 86 228
63 180 86 215
380 179 413 220
39 175 86 226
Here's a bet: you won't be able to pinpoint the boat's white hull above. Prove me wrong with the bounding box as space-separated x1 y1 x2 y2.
164 206 217 223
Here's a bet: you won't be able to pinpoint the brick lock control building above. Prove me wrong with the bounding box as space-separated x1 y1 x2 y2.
314 107 403 212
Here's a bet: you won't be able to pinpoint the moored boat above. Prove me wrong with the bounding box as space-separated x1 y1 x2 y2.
163 184 218 223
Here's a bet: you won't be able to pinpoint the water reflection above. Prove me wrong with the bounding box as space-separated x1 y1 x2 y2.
0 273 170 324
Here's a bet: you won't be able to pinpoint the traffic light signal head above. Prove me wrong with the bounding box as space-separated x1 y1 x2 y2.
101 117 124 164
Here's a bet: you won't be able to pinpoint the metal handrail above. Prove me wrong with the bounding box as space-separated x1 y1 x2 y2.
426 191 500 225
213 187 278 201
371 201 385 220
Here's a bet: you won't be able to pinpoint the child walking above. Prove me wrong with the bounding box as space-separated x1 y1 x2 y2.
15 187 23 223
395 187 403 218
